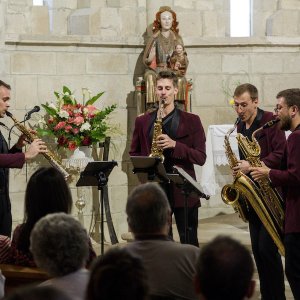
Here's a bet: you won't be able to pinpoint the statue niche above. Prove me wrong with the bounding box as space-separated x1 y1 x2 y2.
142 6 190 111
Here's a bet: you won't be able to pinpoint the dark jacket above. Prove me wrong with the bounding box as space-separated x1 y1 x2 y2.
130 109 206 207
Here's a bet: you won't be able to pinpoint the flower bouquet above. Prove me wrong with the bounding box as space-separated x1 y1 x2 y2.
37 86 116 151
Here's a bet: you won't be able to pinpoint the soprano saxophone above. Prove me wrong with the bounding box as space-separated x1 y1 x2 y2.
149 98 165 161
6 111 70 179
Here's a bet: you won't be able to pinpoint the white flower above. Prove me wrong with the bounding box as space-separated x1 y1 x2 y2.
80 122 91 132
38 118 46 125
48 103 57 111
58 110 69 119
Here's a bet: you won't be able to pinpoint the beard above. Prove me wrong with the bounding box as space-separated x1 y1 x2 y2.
279 115 292 131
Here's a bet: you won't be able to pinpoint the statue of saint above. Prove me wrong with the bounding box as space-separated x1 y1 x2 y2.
143 6 188 107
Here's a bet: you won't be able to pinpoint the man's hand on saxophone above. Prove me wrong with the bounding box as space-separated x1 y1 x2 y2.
232 159 251 177
250 163 271 181
24 139 48 161
156 133 176 149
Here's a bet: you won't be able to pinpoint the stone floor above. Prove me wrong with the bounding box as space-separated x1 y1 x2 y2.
92 212 293 300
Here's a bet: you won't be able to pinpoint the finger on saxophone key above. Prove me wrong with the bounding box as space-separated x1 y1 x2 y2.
24 139 47 160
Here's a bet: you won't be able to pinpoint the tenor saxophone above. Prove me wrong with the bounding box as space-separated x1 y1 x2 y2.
221 118 250 222
149 98 165 161
6 111 70 179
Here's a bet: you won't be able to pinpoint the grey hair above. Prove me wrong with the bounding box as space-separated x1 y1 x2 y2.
30 213 89 276
126 183 170 234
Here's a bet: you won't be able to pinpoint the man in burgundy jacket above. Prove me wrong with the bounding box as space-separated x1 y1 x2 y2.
232 83 286 300
251 88 300 299
0 80 46 236
130 71 206 246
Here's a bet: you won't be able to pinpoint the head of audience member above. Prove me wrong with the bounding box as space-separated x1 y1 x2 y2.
0 80 11 119
30 213 89 277
86 247 148 300
194 235 255 300
233 83 259 125
275 88 300 131
3 285 71 300
126 182 171 237
17 167 72 253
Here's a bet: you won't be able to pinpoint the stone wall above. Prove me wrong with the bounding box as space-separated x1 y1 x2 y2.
1 0 300 241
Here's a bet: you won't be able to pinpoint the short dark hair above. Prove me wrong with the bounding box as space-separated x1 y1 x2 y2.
0 80 11 90
234 83 258 100
126 183 170 235
86 247 148 300
276 88 300 111
30 213 89 276
17 167 73 253
156 70 178 88
196 235 254 300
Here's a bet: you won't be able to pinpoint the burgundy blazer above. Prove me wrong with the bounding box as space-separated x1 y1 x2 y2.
269 130 300 233
237 110 286 169
0 153 25 168
130 109 206 207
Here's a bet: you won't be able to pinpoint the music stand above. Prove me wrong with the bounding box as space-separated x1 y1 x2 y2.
130 156 169 183
77 161 118 255
170 166 210 244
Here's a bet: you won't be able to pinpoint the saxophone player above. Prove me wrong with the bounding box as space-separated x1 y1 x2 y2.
130 71 206 246
232 83 286 300
0 80 47 237
250 89 300 300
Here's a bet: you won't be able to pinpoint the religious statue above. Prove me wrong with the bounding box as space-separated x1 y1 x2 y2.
143 6 188 108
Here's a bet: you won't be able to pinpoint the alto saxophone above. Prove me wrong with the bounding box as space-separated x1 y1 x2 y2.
149 99 165 162
221 118 250 222
222 117 284 256
6 111 70 179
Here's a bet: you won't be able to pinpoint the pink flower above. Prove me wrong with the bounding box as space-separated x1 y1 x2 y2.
72 128 79 134
86 105 97 113
73 116 84 125
54 121 66 131
68 141 77 151
64 125 72 133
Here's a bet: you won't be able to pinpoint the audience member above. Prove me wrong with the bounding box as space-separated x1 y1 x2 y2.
30 213 91 300
194 235 255 300
0 235 11 263
125 182 199 300
86 247 148 300
9 167 95 267
3 285 71 300
0 269 4 299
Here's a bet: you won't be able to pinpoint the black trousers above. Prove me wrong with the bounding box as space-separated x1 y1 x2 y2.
285 233 300 300
248 209 285 300
0 193 12 237
172 206 199 247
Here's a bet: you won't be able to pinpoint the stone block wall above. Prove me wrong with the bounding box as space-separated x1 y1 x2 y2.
1 0 300 241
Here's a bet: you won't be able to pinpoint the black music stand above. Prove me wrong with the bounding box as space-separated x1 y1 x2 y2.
130 156 169 184
77 161 118 255
170 166 210 244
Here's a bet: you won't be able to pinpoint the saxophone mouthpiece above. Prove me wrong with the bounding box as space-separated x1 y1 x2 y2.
235 117 241 126
5 111 12 117
262 118 280 129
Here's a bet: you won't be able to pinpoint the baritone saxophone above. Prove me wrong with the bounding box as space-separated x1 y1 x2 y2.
149 98 165 161
222 117 284 256
6 111 70 179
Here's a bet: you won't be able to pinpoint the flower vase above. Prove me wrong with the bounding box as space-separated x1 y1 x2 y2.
70 146 93 160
